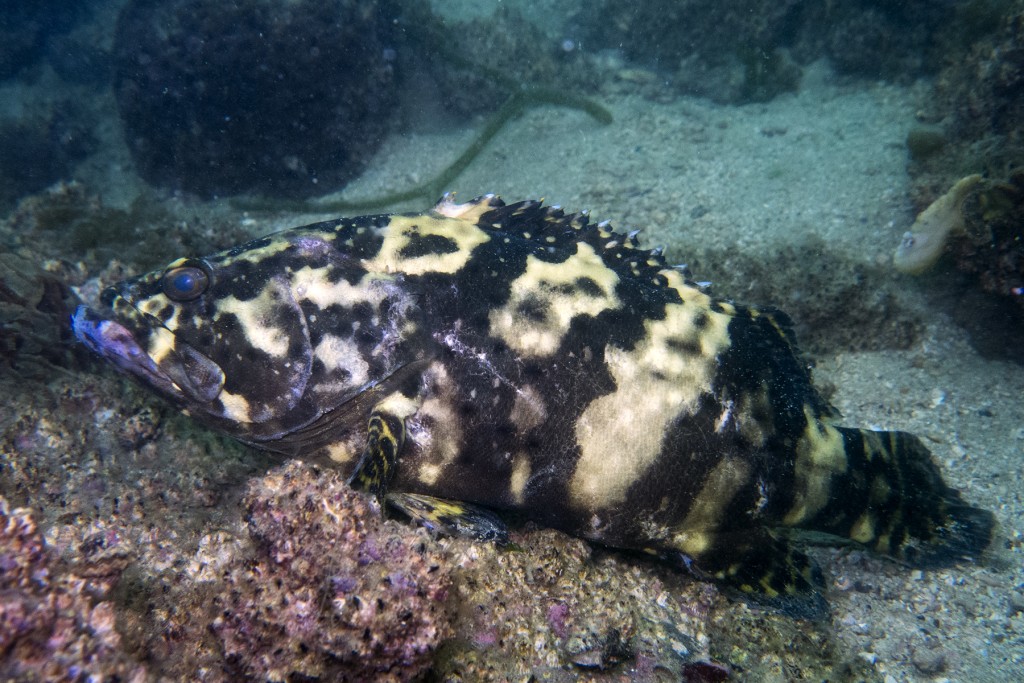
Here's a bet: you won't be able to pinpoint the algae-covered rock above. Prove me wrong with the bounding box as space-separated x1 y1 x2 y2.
950 169 1024 318
0 250 81 375
578 0 957 103
906 126 947 161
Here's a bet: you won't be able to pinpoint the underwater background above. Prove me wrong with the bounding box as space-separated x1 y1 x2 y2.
1 0 1022 680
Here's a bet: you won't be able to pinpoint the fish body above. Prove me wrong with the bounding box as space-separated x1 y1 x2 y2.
893 174 981 275
73 194 994 612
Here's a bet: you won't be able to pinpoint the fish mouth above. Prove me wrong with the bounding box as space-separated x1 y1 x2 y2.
72 302 225 405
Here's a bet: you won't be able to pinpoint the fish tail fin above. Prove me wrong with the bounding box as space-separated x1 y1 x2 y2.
809 427 995 566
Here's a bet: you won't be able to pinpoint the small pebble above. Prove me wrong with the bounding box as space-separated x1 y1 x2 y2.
911 645 947 675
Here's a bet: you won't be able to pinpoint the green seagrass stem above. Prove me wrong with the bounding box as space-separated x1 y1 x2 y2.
232 86 611 214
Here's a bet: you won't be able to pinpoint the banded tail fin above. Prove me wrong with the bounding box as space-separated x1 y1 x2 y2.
687 528 829 619
806 427 994 565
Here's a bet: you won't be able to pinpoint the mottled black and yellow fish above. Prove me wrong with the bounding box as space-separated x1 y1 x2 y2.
73 195 993 614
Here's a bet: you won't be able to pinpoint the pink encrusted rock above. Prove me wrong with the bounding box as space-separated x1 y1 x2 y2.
212 462 454 682
0 496 146 681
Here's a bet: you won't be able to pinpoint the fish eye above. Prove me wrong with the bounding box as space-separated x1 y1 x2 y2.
162 266 210 301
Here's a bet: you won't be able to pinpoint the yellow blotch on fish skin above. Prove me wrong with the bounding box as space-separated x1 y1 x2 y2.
218 390 251 422
860 429 887 462
326 440 359 466
418 463 443 487
290 264 394 310
213 281 293 358
313 334 369 386
363 214 490 276
849 512 876 544
489 242 621 359
893 174 981 275
509 452 531 505
220 236 292 266
375 391 421 421
734 386 773 447
138 294 176 324
671 457 751 557
570 299 731 511
413 394 461 486
134 301 183 343
408 364 463 487
782 407 848 526
145 325 178 366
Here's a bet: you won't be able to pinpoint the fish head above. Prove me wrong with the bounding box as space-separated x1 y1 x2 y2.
72 227 425 446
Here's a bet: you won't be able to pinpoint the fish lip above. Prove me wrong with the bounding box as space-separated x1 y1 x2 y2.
71 305 184 399
72 301 226 404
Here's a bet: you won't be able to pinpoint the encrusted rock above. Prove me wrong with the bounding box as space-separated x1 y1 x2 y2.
212 462 453 681
0 497 146 681
0 249 81 376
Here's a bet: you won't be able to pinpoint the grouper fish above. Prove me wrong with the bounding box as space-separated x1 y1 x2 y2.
72 194 994 614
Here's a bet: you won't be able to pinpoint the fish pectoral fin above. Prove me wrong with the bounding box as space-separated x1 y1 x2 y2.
347 391 420 503
385 492 510 545
674 528 828 620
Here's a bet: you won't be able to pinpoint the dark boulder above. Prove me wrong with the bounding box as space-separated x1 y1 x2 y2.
113 0 401 198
